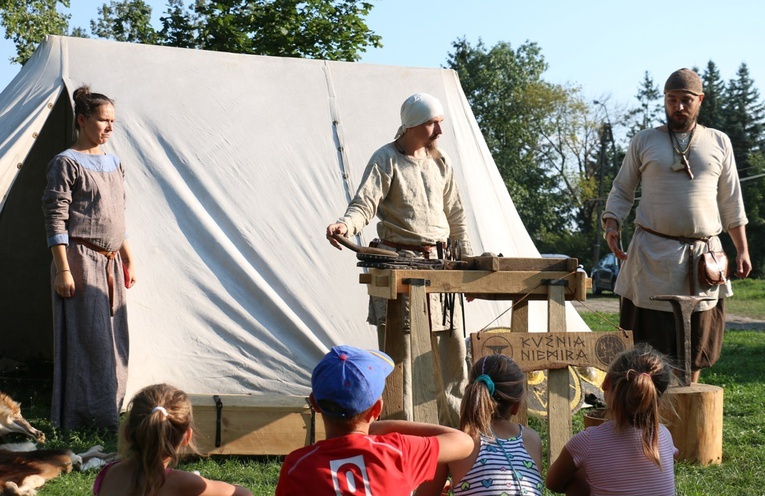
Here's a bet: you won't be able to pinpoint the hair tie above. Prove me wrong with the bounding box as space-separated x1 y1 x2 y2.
152 406 168 418
474 374 495 396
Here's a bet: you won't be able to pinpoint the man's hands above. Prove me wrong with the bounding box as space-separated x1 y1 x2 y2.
326 222 348 250
603 219 627 261
729 225 752 279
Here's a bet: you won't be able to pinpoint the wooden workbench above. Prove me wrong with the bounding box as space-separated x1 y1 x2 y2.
359 256 588 461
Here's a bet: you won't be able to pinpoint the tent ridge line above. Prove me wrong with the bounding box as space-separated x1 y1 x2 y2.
322 61 356 215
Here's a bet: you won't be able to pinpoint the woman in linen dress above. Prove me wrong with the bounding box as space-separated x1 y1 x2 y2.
42 85 136 432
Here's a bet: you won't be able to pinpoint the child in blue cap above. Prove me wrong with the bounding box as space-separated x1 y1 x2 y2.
276 345 473 496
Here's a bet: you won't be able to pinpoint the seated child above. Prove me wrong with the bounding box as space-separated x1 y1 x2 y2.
447 354 544 495
546 344 677 496
275 345 473 496
93 383 252 496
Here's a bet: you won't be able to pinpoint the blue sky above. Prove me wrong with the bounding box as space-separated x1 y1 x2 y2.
1 0 763 116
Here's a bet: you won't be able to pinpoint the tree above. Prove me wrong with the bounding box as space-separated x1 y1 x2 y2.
626 71 662 137
2 0 381 65
446 39 562 236
91 0 158 44
0 0 70 64
723 63 765 174
698 61 726 130
93 0 381 61
446 38 612 265
158 0 198 48
722 63 765 278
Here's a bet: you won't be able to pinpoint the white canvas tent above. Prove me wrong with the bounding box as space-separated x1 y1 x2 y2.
0 36 589 402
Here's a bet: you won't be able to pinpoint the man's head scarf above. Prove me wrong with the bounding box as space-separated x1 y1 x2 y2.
394 93 444 139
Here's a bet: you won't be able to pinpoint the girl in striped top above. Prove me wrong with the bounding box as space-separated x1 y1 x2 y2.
448 355 544 495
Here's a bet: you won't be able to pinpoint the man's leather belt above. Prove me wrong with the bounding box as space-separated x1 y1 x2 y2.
70 237 118 316
637 225 709 244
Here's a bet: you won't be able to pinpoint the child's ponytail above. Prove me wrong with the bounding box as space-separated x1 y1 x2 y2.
606 344 672 468
123 384 195 495
460 355 526 440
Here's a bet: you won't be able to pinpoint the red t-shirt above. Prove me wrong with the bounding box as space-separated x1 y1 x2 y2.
276 432 440 495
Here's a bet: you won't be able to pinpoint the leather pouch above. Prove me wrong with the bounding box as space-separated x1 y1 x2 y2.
698 241 728 286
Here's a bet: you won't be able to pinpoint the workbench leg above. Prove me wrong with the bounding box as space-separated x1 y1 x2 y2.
381 298 409 420
511 299 529 333
409 283 439 424
511 299 530 425
547 284 572 464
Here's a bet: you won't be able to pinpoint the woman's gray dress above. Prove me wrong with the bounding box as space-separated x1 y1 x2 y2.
42 149 129 432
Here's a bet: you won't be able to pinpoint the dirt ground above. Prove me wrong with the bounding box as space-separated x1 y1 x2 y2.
572 294 765 331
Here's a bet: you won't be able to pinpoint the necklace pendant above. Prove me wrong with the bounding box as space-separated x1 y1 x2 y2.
680 155 694 179
671 156 686 172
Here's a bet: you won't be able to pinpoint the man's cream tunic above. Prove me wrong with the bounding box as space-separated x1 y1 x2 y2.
339 143 471 251
603 125 747 312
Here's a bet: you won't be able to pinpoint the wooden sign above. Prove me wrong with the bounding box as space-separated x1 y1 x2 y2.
471 330 633 372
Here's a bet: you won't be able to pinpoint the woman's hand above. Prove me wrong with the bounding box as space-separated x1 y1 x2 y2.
51 244 75 298
123 260 137 288
120 240 137 288
55 270 76 298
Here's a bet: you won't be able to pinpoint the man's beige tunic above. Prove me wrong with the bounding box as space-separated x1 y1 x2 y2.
603 125 747 312
339 143 471 251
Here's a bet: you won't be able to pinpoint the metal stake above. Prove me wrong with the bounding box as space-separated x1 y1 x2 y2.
651 295 714 386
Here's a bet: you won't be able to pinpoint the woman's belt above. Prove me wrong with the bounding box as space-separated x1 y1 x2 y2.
70 237 118 316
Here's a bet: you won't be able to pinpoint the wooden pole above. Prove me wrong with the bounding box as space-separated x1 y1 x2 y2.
546 282 572 463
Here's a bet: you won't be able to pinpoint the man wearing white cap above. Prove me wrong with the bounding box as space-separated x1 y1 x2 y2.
602 68 751 383
326 93 472 426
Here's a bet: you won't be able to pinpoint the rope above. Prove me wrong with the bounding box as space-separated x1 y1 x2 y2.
476 270 624 335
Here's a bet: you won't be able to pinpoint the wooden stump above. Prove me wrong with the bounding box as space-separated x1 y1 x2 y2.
663 383 723 465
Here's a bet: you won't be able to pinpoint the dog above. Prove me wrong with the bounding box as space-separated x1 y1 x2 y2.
0 392 117 496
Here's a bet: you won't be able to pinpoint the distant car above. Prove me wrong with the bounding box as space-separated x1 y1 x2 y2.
591 252 620 294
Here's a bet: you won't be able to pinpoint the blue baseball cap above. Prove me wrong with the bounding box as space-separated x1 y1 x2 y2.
311 345 394 417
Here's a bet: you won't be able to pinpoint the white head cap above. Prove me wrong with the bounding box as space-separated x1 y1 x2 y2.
394 93 444 139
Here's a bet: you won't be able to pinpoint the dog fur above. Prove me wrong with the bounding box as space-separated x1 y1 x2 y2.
0 392 116 496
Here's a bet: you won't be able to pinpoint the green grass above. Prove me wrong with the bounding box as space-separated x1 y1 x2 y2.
580 310 621 332
727 278 765 319
2 282 763 495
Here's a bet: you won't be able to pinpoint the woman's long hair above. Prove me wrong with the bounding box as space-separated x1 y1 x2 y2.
605 344 672 468
459 354 526 440
123 383 196 495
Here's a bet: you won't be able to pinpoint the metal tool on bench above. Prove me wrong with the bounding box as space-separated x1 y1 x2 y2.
331 234 450 269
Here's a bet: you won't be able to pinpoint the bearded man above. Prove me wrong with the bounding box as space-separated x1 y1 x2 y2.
326 93 472 425
602 68 751 383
